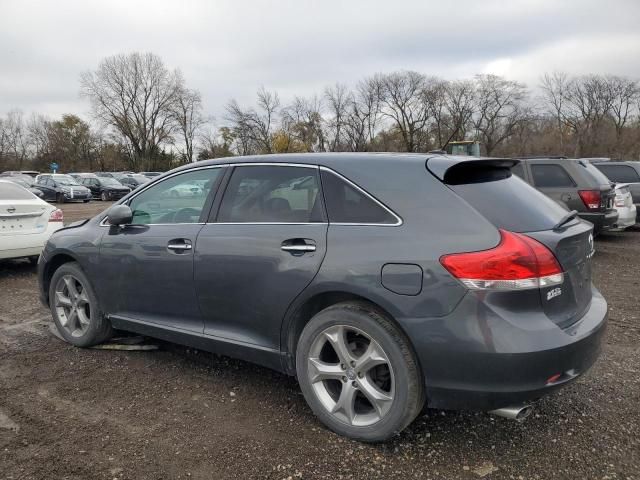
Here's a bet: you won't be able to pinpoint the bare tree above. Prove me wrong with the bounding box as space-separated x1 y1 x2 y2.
606 75 639 141
540 72 570 151
378 71 431 152
444 80 476 144
80 52 182 170
281 95 325 152
473 75 529 156
225 87 280 154
172 86 206 163
324 83 351 151
4 110 30 168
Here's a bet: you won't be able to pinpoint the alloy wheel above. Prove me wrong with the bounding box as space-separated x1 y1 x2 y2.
307 325 395 427
53 274 92 337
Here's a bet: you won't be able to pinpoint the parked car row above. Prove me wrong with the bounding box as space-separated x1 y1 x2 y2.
512 157 637 234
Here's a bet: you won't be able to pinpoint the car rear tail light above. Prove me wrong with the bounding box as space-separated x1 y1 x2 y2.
615 195 625 207
440 230 564 291
578 190 601 211
49 209 63 222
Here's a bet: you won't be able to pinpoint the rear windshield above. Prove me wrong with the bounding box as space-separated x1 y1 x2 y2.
580 161 612 186
0 181 36 200
446 166 569 233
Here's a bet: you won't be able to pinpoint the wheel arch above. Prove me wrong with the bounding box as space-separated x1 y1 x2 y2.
280 289 421 377
41 251 81 304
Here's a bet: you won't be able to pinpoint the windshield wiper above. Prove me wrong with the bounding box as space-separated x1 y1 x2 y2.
553 210 578 231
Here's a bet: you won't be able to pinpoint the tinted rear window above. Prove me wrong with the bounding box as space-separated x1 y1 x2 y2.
0 182 36 200
531 164 575 188
448 169 569 233
594 164 640 184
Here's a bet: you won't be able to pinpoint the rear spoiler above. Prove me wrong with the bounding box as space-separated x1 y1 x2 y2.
426 155 519 184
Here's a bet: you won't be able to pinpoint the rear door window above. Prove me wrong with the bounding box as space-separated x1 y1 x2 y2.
594 164 640 183
531 164 576 188
217 165 322 223
320 170 398 225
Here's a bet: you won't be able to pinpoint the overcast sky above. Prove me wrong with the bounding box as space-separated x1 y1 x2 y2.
1 0 639 122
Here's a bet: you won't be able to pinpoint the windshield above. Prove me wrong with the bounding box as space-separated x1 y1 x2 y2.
101 177 123 187
54 175 81 186
131 174 149 182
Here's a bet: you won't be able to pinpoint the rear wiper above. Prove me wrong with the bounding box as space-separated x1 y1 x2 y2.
553 210 579 231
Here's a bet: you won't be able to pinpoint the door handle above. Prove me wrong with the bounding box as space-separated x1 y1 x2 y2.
281 239 316 254
167 239 192 253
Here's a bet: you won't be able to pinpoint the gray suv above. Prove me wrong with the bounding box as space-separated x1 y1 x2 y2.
592 161 640 223
512 157 618 234
38 153 607 442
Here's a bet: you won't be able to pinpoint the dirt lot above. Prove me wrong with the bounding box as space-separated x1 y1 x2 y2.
0 202 638 479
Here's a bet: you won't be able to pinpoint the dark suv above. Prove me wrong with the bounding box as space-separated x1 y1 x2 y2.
592 161 640 223
79 174 131 201
511 157 618 234
37 154 607 442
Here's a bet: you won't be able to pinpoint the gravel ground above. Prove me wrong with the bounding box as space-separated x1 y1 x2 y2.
0 202 638 480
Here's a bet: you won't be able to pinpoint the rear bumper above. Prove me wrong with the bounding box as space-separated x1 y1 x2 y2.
0 224 61 260
62 191 91 201
610 205 637 231
579 210 618 233
403 287 607 411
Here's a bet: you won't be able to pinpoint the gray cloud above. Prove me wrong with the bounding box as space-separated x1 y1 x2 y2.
1 0 638 120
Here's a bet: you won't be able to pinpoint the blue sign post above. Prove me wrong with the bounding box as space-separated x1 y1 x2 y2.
50 162 59 174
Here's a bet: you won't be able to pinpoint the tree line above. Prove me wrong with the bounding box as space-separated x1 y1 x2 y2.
1 52 639 174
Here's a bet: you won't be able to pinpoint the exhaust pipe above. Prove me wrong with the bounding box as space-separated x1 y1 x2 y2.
489 405 533 422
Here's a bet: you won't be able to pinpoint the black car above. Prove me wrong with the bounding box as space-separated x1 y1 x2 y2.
115 173 150 190
35 174 92 203
37 153 607 442
79 175 130 201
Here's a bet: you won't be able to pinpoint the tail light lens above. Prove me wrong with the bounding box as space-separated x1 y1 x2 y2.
49 209 63 222
440 230 564 291
578 190 601 211
615 195 625 207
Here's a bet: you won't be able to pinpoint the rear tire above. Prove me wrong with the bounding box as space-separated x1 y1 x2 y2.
296 301 424 442
48 262 112 347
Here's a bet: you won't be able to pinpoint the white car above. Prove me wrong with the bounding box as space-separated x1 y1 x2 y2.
611 183 637 231
0 180 63 262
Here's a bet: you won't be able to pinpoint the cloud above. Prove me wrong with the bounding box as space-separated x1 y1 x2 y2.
0 0 638 120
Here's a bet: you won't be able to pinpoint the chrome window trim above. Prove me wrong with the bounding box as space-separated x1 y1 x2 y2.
99 161 403 227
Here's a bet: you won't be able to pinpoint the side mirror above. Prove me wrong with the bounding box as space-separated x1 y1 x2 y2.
107 204 133 226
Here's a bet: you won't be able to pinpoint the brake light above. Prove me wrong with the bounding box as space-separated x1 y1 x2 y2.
440 230 564 290
49 209 63 222
615 195 625 207
578 190 601 211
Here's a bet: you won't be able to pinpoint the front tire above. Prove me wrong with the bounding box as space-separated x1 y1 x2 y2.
49 262 112 347
56 193 65 203
296 301 424 442
101 192 108 201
